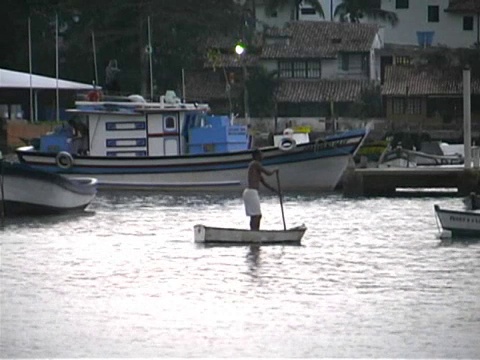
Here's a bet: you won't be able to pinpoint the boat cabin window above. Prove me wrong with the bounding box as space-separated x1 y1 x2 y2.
165 116 176 130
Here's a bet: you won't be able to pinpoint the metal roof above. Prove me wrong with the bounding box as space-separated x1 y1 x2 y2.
0 68 98 90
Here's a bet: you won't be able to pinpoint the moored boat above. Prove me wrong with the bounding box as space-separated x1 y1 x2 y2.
193 224 306 244
434 204 480 238
0 160 97 217
15 91 368 192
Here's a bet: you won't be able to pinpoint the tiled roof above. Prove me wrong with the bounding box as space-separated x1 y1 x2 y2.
275 78 374 103
204 54 259 69
262 21 380 59
202 33 263 50
445 0 480 13
183 71 242 102
382 65 480 96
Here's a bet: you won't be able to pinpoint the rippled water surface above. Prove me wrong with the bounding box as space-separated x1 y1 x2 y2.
1 192 479 358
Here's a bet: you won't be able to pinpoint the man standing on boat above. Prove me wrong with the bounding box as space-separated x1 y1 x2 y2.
243 148 278 231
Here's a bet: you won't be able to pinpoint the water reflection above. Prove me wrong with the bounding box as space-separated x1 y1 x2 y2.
439 237 480 247
1 210 96 230
1 193 480 358
246 244 261 272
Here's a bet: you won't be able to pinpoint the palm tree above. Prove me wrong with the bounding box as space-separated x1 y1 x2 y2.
264 0 325 19
334 0 398 26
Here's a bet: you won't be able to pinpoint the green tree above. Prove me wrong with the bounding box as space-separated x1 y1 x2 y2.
350 84 383 118
334 0 398 25
245 67 278 117
0 0 244 95
414 46 480 77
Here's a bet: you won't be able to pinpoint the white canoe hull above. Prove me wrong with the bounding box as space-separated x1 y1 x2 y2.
434 204 480 238
194 224 306 244
1 162 97 216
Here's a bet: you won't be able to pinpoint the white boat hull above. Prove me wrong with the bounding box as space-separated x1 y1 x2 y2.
194 224 306 244
16 129 367 192
1 162 97 216
434 204 480 238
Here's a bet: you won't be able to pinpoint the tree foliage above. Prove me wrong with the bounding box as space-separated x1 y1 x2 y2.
350 84 383 119
245 67 278 117
0 0 244 95
413 46 480 77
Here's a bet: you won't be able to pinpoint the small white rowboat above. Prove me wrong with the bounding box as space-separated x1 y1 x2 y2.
434 204 480 238
194 224 306 244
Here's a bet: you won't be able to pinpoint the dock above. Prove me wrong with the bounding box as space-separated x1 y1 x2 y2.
342 167 480 197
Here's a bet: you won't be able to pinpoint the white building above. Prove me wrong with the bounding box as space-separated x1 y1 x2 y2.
381 0 480 48
254 0 479 49
297 0 343 21
254 0 343 27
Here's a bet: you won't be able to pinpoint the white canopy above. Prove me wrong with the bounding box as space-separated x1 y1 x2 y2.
0 68 97 90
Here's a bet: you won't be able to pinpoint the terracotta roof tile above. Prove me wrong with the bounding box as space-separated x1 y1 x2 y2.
183 71 242 102
445 0 480 13
382 65 480 96
202 34 263 50
262 21 379 59
275 78 373 103
204 54 259 69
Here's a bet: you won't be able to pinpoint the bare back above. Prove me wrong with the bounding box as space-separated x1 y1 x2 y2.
247 160 267 189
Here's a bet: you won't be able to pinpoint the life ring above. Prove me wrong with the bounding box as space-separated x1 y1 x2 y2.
87 90 102 102
56 151 74 169
279 137 296 151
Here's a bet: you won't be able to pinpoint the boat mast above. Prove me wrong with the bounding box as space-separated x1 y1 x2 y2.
147 16 153 100
28 16 35 123
55 12 60 122
181 68 186 102
91 30 99 87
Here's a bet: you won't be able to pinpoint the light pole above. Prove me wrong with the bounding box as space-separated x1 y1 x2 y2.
235 42 250 126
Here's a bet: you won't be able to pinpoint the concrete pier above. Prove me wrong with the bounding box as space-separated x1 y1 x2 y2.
342 167 480 197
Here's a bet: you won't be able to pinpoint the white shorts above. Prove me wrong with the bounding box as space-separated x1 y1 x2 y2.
243 188 261 216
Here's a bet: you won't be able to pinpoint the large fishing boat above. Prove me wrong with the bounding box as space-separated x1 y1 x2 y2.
16 91 368 192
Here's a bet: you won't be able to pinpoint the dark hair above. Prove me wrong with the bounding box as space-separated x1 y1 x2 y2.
252 148 261 159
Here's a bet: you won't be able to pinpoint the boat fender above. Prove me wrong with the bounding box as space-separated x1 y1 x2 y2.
56 151 74 169
279 137 296 151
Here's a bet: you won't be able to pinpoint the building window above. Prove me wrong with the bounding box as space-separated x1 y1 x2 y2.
278 61 321 78
307 61 321 78
301 7 316 15
361 54 369 72
392 98 422 115
464 16 474 31
340 54 349 71
395 0 409 9
395 56 411 65
293 61 306 77
406 98 422 114
428 5 439 22
392 98 404 114
279 62 293 78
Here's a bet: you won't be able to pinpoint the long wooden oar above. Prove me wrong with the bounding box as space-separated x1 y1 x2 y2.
275 171 286 230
